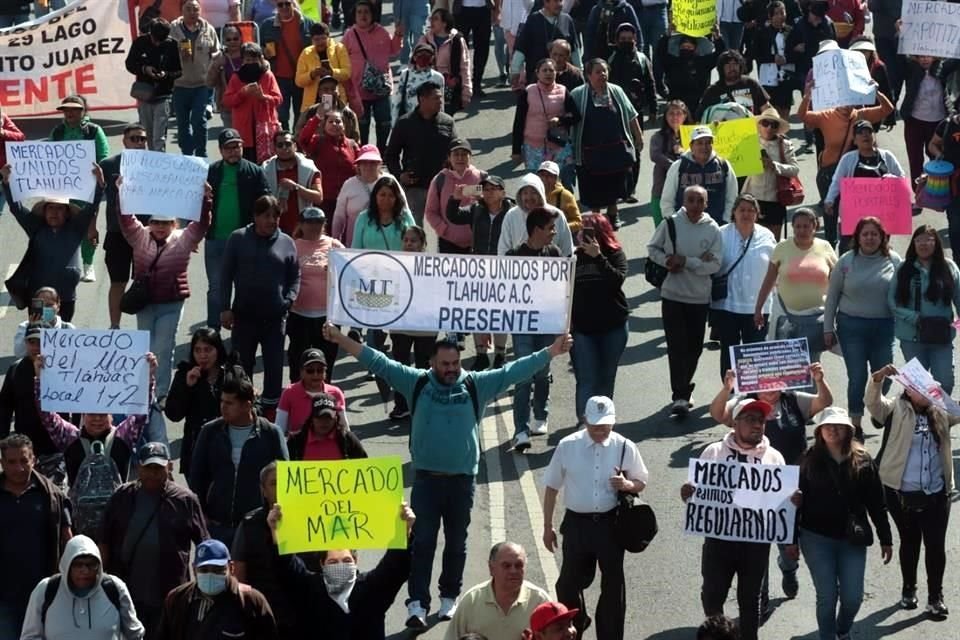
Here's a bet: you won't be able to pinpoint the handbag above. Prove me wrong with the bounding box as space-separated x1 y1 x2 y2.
644 217 676 288
353 30 391 98
827 463 873 547
120 242 166 315
775 294 826 353
712 231 753 302
914 277 953 344
5 238 36 310
776 137 804 206
130 80 156 102
537 86 569 146
612 442 658 553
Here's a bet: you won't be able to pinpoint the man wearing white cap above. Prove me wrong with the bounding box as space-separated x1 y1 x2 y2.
536 161 582 234
542 396 648 640
660 127 737 225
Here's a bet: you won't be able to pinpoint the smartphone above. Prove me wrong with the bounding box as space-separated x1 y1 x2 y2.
321 94 334 110
582 228 596 243
30 298 43 317
463 184 483 198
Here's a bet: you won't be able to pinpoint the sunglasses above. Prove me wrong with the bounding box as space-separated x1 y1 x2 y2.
128 135 148 142
759 120 779 128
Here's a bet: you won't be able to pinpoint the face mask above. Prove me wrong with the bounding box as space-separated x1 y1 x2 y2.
322 562 357 594
42 306 56 323
679 48 695 58
196 573 228 596
618 41 634 53
238 63 264 83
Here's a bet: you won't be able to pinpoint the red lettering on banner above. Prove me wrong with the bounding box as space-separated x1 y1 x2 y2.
0 64 98 107
76 64 96 94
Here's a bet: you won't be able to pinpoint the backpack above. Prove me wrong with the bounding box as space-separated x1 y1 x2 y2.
42 574 122 625
50 121 98 142
410 372 481 423
69 434 123 537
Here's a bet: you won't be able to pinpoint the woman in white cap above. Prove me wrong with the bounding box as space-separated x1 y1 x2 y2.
332 143 387 247
786 406 893 640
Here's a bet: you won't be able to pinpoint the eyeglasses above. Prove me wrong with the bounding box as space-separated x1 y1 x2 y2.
128 135 148 142
72 559 100 571
304 366 326 374
759 120 779 128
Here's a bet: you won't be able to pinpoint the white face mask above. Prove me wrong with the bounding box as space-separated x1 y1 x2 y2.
196 573 228 596
322 562 358 612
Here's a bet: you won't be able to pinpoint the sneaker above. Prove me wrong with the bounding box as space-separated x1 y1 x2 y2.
473 353 490 371
625 195 639 204
900 587 919 610
389 406 410 420
513 431 531 453
530 418 548 435
204 104 213 121
782 570 799 599
669 399 690 417
498 75 509 87
474 87 487 98
493 353 506 368
926 598 949 619
81 264 96 282
406 602 427 628
438 597 458 621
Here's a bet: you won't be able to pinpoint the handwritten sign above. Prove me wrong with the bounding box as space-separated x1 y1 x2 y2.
839 177 913 235
672 0 715 37
812 49 877 110
119 150 208 221
680 117 762 177
891 358 960 416
39 329 150 414
899 1 960 58
730 338 812 394
684 459 799 544
276 458 406 554
5 141 97 203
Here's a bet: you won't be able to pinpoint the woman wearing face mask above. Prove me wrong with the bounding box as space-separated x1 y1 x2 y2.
648 100 688 227
888 225 960 394
303 110 361 217
12 287 75 358
751 1 795 121
332 144 390 246
823 217 901 438
222 42 283 163
866 364 958 619
288 393 366 460
206 24 245 129
900 55 948 214
392 42 446 123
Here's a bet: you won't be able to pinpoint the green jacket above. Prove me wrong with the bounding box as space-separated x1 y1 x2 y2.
49 117 110 163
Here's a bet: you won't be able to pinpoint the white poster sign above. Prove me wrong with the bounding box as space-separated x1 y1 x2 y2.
39 329 151 414
120 150 208 220
891 357 960 416
684 459 799 544
327 249 574 334
812 49 877 110
0 0 136 116
5 140 96 202
898 1 960 58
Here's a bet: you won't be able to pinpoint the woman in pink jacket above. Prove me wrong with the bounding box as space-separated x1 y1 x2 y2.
418 7 472 114
222 42 283 163
424 138 482 253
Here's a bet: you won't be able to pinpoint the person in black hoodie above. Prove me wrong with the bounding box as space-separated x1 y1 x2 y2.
125 18 183 152
287 393 367 461
652 30 726 117
0 324 59 462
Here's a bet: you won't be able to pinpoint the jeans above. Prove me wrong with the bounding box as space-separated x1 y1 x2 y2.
944 197 960 261
799 528 867 640
203 237 228 329
701 537 769 640
286 312 339 382
276 76 303 132
457 6 492 88
719 21 744 51
637 4 668 58
492 24 509 78
511 333 554 437
570 322 628 421
137 300 185 398
662 299 709 401
876 36 904 102
360 96 392 150
900 340 954 394
836 313 894 416
172 86 211 157
0 14 28 27
885 487 950 601
398 3 429 64
408 472 475 609
903 117 938 184
711 309 766 379
233 314 287 408
137 99 171 152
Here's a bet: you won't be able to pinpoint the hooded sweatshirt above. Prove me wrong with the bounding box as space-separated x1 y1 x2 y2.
699 431 786 465
497 174 574 256
646 208 723 304
21 535 144 640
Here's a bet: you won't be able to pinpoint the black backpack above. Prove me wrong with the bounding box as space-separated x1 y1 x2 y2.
41 574 122 625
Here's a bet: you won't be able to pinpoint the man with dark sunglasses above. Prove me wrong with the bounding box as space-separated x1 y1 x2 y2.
126 18 183 153
261 131 324 235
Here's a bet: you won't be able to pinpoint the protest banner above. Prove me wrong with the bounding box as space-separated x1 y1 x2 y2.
898 1 960 58
672 0 715 37
812 49 877 110
890 358 960 416
5 140 97 202
839 177 913 235
39 329 150 414
119 150 208 221
275 457 406 554
684 459 799 544
327 250 574 334
730 338 812 394
0 0 136 116
680 118 763 177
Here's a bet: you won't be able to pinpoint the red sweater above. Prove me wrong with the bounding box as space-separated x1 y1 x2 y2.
0 114 25 167
223 71 283 160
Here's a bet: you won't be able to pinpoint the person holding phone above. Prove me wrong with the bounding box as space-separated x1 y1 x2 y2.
295 22 351 121
12 287 75 359
424 139 484 256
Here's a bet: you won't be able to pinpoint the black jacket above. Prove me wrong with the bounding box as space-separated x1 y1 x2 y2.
571 248 628 334
607 48 658 120
157 577 277 640
515 11 579 79
188 417 288 529
125 35 183 100
785 17 837 79
0 357 58 456
287 427 368 461
384 109 457 189
206 159 271 238
164 362 227 477
653 33 726 111
445 196 513 255
901 59 956 120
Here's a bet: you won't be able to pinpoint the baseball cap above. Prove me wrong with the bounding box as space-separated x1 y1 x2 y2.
300 206 326 222
300 348 327 368
530 602 579 633
537 160 560 176
194 540 230 567
584 396 616 426
815 406 855 429
731 399 772 421
849 38 876 53
413 42 436 56
311 392 338 418
690 126 713 142
449 138 472 153
481 174 505 189
24 322 43 341
56 95 85 110
218 128 243 147
853 119 874 133
615 22 637 36
138 442 171 466
317 74 339 86
355 144 382 164
817 39 840 54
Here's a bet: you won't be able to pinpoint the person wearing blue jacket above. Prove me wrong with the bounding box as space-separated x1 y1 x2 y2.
584 0 640 61
322 323 572 627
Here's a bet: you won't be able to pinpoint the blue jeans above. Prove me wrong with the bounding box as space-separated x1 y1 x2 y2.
275 76 303 132
492 24 508 78
137 300 185 398
900 340 955 394
408 472 475 609
233 314 287 408
799 528 867 640
719 21 744 51
360 97 392 149
398 3 429 64
172 86 211 157
637 4 668 58
836 313 894 416
204 237 228 329
511 333 554 437
570 322 628 421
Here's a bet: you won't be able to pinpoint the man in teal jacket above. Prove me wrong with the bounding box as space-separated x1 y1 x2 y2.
323 323 572 627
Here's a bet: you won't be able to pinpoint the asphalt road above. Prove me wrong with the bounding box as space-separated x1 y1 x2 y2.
1 20 958 640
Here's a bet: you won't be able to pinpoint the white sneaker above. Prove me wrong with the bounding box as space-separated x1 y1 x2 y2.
81 264 96 282
405 602 427 628
438 597 458 621
530 418 548 435
513 431 531 453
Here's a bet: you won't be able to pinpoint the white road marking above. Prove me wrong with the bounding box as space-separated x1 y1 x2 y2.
480 406 506 545
0 263 19 320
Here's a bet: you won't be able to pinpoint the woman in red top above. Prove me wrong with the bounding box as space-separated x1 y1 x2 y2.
301 110 361 216
223 42 283 163
287 393 367 461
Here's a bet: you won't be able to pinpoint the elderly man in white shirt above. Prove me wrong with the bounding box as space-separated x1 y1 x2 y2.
541 396 648 640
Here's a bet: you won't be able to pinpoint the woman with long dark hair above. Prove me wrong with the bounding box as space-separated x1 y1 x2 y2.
888 224 960 393
648 100 688 227
351 175 415 250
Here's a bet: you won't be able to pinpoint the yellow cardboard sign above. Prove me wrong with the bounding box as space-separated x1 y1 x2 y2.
299 0 322 20
672 0 716 37
680 118 764 177
276 457 406 554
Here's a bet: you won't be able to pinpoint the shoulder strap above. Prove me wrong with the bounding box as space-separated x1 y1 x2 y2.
719 231 753 278
666 216 676 254
914 274 922 313
100 576 122 612
41 575 62 625
353 29 371 62
464 375 480 423
434 172 447 208
409 372 431 417
410 372 480 422
451 34 463 79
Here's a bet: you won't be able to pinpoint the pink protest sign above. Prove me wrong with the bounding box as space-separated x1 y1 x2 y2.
839 177 913 235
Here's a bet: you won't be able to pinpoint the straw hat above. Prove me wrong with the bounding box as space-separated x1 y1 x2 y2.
30 196 81 218
756 106 791 134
